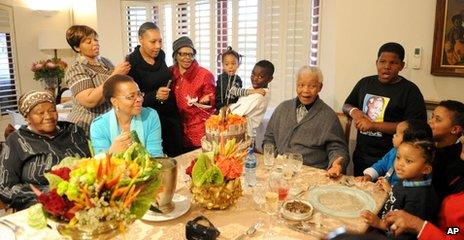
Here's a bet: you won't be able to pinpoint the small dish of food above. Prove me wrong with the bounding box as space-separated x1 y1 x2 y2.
281 199 314 221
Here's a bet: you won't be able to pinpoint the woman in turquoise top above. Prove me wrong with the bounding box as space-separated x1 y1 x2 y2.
90 74 163 156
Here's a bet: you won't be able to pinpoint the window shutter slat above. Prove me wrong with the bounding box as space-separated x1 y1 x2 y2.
0 6 18 116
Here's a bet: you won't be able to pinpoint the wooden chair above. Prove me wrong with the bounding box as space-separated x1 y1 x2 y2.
336 112 352 143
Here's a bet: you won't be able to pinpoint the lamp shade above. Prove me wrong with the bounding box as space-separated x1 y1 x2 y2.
38 30 68 50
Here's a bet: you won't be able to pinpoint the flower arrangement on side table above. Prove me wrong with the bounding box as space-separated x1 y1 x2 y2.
31 58 67 93
186 138 248 210
28 136 161 239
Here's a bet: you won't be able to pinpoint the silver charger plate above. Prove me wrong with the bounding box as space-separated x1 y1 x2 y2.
307 185 376 218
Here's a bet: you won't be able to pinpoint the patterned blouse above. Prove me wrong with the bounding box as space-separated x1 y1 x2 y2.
0 122 91 210
65 55 114 134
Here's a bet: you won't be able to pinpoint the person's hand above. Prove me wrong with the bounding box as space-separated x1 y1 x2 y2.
156 87 170 101
361 210 386 230
326 157 343 178
376 177 391 192
109 131 132 154
249 88 267 96
350 108 366 121
385 210 425 237
198 93 212 104
355 175 372 182
354 117 374 132
113 61 131 75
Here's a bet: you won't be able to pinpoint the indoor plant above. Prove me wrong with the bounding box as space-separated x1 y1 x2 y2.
31 58 67 93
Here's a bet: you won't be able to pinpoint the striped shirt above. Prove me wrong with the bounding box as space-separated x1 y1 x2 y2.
65 55 114 135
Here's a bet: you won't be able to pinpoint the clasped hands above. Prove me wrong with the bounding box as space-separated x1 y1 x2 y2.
108 131 132 154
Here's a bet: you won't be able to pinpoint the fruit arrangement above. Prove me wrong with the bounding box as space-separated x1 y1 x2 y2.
28 132 161 234
186 139 247 210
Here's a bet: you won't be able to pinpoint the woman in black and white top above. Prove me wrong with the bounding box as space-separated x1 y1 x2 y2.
0 91 91 210
64 25 131 135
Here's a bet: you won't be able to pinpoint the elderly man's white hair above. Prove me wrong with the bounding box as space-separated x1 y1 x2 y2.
296 65 323 84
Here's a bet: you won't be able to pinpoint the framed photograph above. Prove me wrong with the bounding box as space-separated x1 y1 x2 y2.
431 0 464 76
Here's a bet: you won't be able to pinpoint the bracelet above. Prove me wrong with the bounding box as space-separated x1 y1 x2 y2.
348 107 357 117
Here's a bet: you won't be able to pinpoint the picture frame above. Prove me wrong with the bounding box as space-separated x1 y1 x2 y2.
431 0 464 77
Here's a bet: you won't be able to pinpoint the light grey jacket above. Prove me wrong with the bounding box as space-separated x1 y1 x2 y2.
263 98 349 170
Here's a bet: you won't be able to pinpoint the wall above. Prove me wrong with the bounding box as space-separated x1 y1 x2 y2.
319 0 464 111
0 0 75 140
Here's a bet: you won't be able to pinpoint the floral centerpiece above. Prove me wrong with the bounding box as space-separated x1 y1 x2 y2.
186 138 248 210
31 58 67 92
29 134 161 239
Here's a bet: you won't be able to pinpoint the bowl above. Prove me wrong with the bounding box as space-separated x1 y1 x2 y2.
281 199 314 221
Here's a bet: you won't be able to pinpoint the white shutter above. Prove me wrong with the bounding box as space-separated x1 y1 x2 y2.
119 0 320 93
121 1 162 55
310 0 320 66
194 0 212 71
260 0 312 107
215 0 233 75
0 5 19 115
237 0 258 88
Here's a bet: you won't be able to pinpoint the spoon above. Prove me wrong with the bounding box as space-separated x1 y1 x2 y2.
234 221 263 240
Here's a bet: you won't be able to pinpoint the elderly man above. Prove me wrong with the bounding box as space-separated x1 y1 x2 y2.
263 66 349 177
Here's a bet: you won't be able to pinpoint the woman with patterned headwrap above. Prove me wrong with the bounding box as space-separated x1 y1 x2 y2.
0 91 90 210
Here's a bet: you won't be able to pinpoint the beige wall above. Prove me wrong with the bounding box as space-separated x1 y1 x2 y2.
319 0 464 112
0 0 75 140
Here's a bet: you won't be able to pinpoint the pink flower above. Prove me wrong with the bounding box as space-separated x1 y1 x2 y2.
35 63 43 70
46 62 57 69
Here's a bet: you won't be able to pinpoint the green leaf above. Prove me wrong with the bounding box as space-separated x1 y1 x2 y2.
44 172 65 189
130 175 161 219
52 156 80 170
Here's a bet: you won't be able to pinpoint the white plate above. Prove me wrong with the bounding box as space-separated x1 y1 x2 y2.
0 223 16 240
142 193 190 222
307 185 376 218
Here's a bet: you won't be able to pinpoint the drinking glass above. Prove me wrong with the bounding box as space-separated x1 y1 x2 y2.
264 183 279 239
252 183 266 211
289 153 303 175
263 144 275 171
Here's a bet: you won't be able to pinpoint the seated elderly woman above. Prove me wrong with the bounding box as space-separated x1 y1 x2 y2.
0 91 90 210
263 66 349 177
90 74 163 157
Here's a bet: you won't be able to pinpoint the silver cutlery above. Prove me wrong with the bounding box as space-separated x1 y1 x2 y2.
234 221 263 240
295 185 312 198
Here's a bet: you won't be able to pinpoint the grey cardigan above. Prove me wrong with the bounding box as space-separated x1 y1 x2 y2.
263 98 349 170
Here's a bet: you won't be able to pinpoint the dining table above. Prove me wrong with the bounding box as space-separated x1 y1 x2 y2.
0 149 388 240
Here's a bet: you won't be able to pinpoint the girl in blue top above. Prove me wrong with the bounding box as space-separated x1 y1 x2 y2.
90 74 163 157
356 119 432 186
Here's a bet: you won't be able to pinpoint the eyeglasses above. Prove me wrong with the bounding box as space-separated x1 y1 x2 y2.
116 91 145 101
177 52 195 59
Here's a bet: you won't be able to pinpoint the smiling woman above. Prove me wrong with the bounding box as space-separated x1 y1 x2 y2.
170 36 216 151
0 90 91 210
90 74 163 157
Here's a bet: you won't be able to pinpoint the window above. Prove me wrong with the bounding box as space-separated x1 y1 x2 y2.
0 5 18 115
121 0 320 105
260 0 313 105
121 2 160 55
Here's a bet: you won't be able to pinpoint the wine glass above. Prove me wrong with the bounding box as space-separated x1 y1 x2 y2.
263 144 275 171
289 153 303 176
252 183 266 211
264 183 279 239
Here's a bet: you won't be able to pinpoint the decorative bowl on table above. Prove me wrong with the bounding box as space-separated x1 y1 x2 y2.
186 110 249 210
190 178 242 210
281 199 314 221
28 132 162 239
